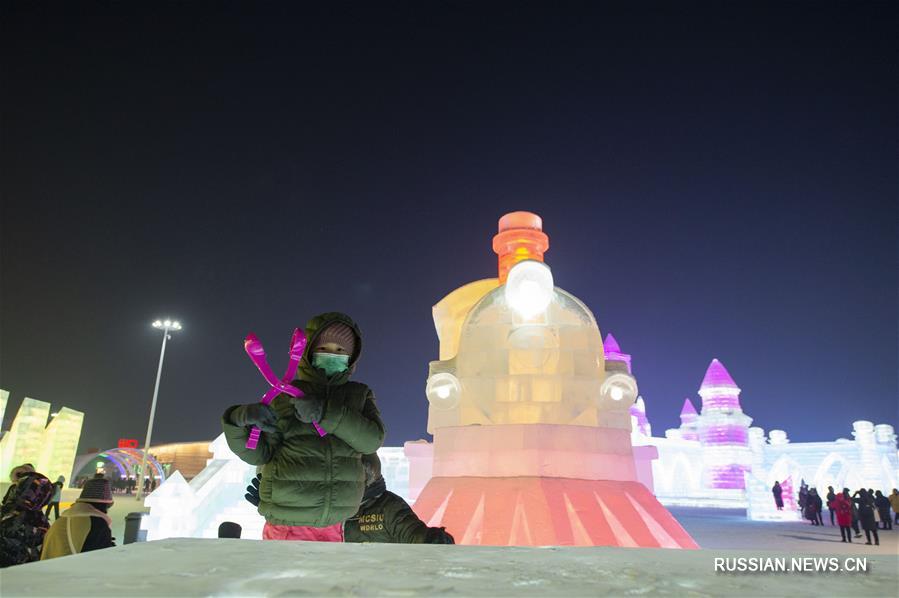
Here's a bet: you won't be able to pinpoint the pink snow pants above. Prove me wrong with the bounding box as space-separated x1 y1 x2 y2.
262 521 344 542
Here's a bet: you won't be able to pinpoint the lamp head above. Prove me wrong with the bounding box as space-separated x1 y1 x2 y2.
504 260 554 319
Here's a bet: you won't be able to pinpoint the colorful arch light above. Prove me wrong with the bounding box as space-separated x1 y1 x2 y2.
73 447 166 483
97 452 129 477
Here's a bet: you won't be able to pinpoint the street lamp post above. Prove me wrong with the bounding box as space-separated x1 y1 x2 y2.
136 318 181 501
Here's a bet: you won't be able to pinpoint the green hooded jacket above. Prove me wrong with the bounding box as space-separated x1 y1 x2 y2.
222 312 386 527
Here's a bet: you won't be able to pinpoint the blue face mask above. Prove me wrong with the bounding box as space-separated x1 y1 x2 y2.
313 352 350 377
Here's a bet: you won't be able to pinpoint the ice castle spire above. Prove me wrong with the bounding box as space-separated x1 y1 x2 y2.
680 398 698 418
695 358 753 491
698 358 742 411
630 396 651 437
603 332 621 354
679 398 699 442
603 332 632 373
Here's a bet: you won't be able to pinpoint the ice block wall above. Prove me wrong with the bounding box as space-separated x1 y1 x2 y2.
0 392 84 483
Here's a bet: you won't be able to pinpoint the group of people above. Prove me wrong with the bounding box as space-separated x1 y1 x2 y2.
223 312 454 544
71 475 156 495
1 465 116 567
772 480 899 546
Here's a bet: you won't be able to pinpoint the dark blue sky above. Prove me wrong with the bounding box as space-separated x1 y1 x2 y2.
1 1 896 452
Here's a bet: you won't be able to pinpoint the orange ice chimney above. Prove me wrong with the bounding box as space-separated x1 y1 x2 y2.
492 211 550 283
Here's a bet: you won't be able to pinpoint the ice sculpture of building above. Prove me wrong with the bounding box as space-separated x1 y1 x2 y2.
141 434 264 541
695 359 753 492
0 389 84 483
407 212 698 548
618 351 899 518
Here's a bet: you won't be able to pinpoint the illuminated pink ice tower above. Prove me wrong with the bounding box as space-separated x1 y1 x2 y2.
409 212 697 548
696 358 753 489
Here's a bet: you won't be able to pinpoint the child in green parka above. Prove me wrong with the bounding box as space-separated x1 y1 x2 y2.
222 312 385 541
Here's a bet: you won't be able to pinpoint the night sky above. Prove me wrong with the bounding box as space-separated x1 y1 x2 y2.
1 2 896 455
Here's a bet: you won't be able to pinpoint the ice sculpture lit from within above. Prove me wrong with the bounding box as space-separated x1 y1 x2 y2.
411 212 698 548
142 434 265 541
0 390 84 483
696 359 753 490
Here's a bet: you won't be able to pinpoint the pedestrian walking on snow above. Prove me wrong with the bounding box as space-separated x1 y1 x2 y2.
874 490 892 530
833 492 853 542
826 486 836 526
853 489 880 546
45 476 65 520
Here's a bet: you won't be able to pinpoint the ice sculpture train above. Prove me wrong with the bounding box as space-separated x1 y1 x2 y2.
409 211 699 548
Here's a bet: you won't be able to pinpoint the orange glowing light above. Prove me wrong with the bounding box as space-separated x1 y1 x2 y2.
492 211 549 283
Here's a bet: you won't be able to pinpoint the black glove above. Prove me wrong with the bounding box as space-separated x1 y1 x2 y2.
292 396 324 423
230 403 278 433
245 474 261 507
424 526 455 544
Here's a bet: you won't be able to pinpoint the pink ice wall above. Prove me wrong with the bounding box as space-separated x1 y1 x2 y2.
411 424 698 549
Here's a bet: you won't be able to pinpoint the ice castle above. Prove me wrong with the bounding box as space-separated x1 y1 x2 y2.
614 336 899 520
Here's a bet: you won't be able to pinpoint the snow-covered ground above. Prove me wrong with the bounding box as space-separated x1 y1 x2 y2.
3 485 896 597
670 507 899 555
3 537 896 597
2 507 897 596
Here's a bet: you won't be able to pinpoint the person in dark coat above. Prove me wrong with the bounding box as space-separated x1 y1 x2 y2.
810 488 824 525
852 489 879 546
772 481 784 510
342 453 454 544
804 488 820 525
873 490 892 530
833 491 853 542
45 476 65 520
826 486 836 526
40 477 116 560
848 489 862 537
0 469 53 567
2 463 35 505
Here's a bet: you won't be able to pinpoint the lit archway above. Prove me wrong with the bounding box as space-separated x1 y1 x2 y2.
72 448 167 483
813 452 849 490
